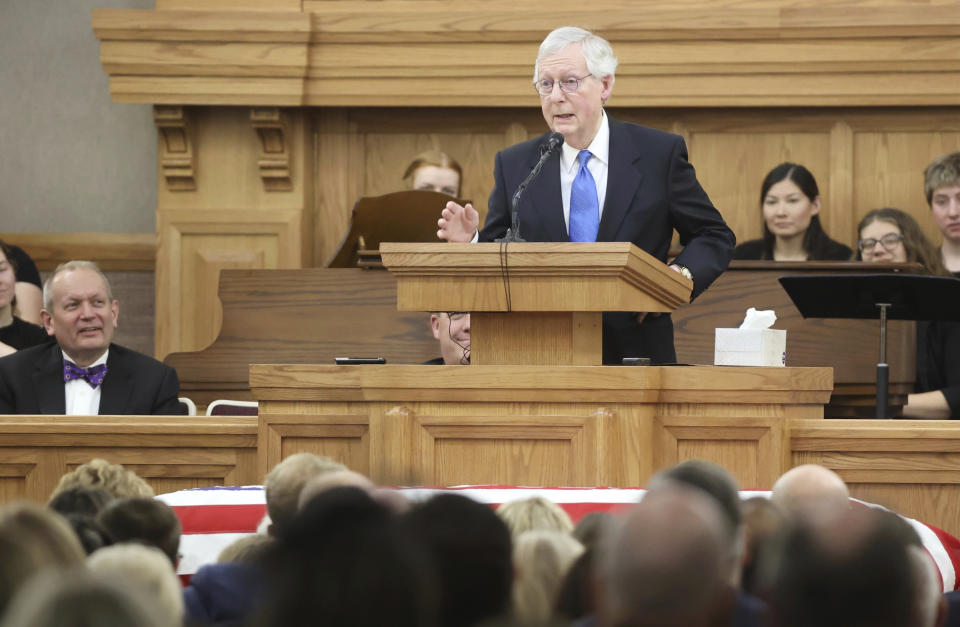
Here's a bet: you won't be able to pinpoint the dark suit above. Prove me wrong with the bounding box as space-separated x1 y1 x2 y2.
0 342 181 415
479 117 735 363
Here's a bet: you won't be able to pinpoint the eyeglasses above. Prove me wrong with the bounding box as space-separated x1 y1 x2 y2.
858 232 904 252
534 74 593 96
446 312 469 321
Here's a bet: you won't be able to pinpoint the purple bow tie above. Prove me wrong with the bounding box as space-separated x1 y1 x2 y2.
63 361 108 388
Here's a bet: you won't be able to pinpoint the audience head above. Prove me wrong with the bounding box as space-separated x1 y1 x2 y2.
297 468 376 510
41 260 118 366
758 163 836 259
263 453 347 536
256 486 438 627
430 311 471 365
909 544 947 627
768 506 919 627
924 152 960 239
534 27 617 150
497 495 574 538
572 511 618 551
0 570 169 627
771 464 850 522
217 532 274 565
555 548 600 621
87 543 184 627
402 493 513 627
48 485 115 518
63 513 114 555
0 501 86 614
0 240 18 317
512 530 585 625
50 458 154 500
647 459 744 585
739 496 789 594
403 150 462 197
598 486 734 627
857 207 949 274
96 497 181 565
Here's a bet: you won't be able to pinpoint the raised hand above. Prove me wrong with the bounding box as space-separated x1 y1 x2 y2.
437 201 480 243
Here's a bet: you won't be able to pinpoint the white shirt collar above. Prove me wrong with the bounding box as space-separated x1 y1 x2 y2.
560 110 610 173
61 348 109 368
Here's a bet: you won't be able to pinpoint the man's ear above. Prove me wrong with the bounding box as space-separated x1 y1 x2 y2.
41 310 54 336
110 300 120 328
430 314 441 340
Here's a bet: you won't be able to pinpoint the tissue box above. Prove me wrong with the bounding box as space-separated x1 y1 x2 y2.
714 328 786 367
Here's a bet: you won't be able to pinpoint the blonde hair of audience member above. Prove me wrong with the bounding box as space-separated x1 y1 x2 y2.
49 458 154 501
0 570 168 627
217 533 274 565
856 208 950 276
771 464 850 521
512 530 585 625
924 152 960 273
0 501 86 614
296 469 376 510
909 545 948 627
87 544 184 627
263 453 346 535
403 150 463 197
497 496 574 538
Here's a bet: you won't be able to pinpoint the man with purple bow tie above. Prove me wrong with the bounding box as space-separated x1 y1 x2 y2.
0 260 180 415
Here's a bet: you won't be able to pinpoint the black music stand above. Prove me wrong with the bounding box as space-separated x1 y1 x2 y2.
779 274 960 418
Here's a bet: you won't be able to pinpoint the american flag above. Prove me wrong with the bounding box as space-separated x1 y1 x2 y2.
159 485 960 592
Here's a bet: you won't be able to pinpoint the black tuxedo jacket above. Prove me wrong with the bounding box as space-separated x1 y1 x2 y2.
479 117 735 364
0 342 181 415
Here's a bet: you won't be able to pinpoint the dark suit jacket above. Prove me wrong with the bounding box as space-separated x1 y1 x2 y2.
0 342 181 415
479 117 735 363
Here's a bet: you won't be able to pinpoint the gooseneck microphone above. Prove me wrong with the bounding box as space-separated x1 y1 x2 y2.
497 132 565 243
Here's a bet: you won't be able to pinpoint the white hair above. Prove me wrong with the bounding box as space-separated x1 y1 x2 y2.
534 26 618 85
42 260 114 311
87 543 184 626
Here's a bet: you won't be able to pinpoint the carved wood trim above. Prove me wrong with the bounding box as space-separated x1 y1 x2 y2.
154 105 196 191
250 107 292 191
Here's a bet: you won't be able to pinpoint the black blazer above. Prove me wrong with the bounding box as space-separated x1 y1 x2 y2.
0 342 181 415
479 117 736 363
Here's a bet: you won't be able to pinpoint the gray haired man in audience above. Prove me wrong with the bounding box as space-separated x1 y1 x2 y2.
0 260 180 415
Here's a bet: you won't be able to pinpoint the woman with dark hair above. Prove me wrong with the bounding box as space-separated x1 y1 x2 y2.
857 208 959 420
734 163 853 261
0 239 50 357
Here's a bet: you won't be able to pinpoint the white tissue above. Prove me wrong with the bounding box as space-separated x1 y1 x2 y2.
739 307 777 330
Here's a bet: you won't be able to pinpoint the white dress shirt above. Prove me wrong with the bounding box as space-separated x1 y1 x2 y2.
63 349 108 416
559 110 610 234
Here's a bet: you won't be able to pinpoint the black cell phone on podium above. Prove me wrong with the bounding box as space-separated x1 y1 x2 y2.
334 357 386 365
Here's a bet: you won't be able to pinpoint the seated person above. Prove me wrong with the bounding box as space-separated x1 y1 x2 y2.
924 151 960 274
734 163 853 261
0 240 49 357
857 208 959 419
403 150 462 198
0 260 181 415
0 241 42 325
425 311 470 365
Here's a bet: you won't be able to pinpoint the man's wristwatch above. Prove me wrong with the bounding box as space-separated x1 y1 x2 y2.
672 265 693 282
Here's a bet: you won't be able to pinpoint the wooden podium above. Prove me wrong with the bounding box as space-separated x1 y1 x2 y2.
250 243 833 489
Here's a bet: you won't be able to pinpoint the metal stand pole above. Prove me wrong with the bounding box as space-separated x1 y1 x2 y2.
876 302 891 419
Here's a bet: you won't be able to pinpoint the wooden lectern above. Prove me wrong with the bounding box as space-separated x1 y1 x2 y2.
380 242 692 365
251 242 833 489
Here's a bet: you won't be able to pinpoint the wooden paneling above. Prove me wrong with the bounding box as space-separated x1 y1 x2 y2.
0 416 258 503
93 2 960 106
0 233 156 271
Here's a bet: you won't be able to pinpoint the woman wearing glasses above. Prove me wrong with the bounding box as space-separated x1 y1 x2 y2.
856 207 959 419
734 163 853 261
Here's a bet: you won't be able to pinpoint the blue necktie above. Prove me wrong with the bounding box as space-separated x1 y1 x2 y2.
569 150 600 242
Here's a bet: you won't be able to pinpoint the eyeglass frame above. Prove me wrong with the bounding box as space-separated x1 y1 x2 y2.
445 312 469 321
858 232 905 253
533 74 594 96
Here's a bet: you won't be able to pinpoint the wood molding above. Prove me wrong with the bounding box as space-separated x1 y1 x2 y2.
154 105 197 191
0 233 156 271
92 2 960 107
250 107 293 191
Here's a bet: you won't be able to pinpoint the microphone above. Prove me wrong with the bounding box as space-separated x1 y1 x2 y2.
497 132 564 243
